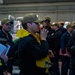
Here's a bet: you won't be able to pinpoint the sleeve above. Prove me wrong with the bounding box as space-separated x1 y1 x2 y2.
61 34 66 53
31 40 49 60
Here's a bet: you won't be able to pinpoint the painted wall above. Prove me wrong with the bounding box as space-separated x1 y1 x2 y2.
0 12 75 22
0 2 75 22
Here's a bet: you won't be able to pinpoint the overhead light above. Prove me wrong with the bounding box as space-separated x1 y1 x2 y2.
0 0 3 4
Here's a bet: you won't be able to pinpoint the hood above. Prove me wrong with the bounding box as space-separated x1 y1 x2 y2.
16 29 30 38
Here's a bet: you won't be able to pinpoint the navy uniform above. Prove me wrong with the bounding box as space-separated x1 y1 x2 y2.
0 18 14 74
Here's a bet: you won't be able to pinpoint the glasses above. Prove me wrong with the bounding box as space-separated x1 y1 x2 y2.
45 20 50 23
34 22 40 25
29 22 40 26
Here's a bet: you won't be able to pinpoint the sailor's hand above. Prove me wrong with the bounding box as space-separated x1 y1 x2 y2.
1 50 8 62
48 50 54 57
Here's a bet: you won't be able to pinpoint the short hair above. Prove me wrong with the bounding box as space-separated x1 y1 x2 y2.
22 22 27 29
53 23 59 28
66 24 73 29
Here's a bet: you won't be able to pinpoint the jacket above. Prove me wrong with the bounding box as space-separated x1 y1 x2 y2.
0 30 14 58
51 29 62 55
46 27 55 50
0 29 14 73
17 29 49 75
61 31 72 54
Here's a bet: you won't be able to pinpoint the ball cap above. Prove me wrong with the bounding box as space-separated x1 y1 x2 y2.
44 16 51 21
1 18 13 25
21 13 41 23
